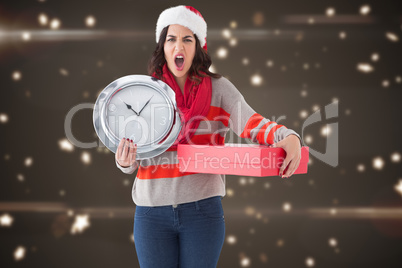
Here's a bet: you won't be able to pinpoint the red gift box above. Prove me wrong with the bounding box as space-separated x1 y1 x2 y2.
177 143 309 177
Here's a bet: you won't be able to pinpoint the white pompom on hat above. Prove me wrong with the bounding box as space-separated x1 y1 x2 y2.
156 5 207 51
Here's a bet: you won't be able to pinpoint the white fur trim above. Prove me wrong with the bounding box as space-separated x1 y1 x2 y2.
156 5 207 47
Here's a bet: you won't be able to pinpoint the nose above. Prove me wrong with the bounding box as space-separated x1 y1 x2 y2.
175 40 184 51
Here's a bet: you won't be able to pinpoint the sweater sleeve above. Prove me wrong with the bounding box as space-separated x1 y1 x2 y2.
115 159 139 174
218 77 302 146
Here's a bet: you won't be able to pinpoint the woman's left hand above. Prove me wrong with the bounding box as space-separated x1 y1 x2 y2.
271 134 302 178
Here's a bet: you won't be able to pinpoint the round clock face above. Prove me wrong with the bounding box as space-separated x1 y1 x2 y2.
93 75 182 159
105 84 172 145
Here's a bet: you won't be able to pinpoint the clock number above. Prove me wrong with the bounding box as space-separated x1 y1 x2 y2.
160 116 167 126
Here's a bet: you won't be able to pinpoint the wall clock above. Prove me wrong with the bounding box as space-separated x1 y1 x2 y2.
93 75 182 159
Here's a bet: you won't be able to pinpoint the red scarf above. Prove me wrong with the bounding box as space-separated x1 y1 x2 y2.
152 64 212 149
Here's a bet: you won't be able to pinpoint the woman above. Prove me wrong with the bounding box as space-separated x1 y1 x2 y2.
115 5 302 268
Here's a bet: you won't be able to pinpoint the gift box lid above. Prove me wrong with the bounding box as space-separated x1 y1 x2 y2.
178 143 309 166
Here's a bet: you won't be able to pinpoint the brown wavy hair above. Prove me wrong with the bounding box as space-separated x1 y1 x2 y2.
148 26 222 85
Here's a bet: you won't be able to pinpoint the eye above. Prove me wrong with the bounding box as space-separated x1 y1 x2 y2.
184 39 192 42
167 38 175 42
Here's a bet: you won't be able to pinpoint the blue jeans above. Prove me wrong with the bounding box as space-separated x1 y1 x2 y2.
133 196 225 268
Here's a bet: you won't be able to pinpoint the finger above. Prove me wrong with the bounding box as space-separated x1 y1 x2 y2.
288 158 301 177
122 138 130 159
286 156 301 178
128 141 137 164
116 137 126 160
279 157 290 177
283 158 297 178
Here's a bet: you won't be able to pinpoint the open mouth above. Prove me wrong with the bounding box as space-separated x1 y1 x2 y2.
175 55 184 70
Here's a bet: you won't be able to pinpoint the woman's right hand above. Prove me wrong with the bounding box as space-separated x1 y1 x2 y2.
115 138 137 168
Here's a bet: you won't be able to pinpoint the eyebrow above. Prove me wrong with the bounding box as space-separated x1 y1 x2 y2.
167 35 194 39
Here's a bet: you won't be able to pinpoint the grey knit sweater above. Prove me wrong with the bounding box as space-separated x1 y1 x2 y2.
116 76 302 206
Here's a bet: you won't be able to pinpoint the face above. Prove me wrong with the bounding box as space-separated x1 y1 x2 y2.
164 24 196 80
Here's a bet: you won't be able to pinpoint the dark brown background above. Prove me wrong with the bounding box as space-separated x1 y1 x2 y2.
1 0 402 267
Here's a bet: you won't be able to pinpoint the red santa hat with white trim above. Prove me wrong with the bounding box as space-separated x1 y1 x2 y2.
156 5 208 51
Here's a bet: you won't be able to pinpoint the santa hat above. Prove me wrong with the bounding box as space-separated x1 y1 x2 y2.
156 5 207 51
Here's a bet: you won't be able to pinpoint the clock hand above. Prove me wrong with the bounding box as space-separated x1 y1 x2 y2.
138 95 154 115
123 101 139 116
